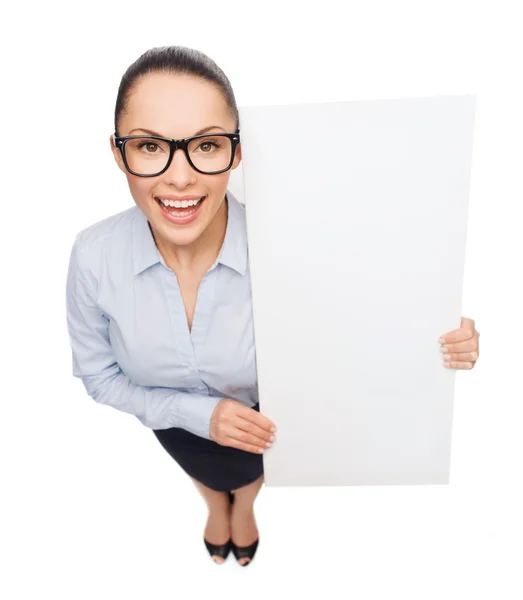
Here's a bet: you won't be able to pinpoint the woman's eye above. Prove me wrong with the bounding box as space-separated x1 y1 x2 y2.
138 142 159 153
198 141 220 152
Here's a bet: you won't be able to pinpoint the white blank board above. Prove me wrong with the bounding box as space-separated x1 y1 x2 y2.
239 94 476 487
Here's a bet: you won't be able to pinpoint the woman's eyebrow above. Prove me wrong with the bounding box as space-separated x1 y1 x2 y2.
128 125 226 137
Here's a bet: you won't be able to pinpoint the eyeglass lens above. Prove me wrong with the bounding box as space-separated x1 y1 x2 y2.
123 135 233 175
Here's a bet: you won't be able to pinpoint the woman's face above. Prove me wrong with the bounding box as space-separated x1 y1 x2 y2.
110 72 241 250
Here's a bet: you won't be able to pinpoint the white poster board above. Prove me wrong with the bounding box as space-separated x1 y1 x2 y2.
239 94 476 487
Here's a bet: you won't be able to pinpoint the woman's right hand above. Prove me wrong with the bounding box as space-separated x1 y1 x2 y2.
209 398 277 454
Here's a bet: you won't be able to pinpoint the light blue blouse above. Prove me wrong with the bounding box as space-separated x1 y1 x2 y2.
65 190 258 440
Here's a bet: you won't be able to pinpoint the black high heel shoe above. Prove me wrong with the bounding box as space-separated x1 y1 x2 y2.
231 538 259 566
203 491 235 563
204 537 232 563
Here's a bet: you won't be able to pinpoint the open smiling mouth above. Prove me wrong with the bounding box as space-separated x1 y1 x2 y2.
155 196 206 223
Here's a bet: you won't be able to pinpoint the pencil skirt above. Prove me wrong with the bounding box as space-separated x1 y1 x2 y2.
152 402 264 492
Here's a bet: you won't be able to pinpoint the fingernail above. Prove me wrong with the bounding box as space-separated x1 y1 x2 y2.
438 337 446 344
443 354 450 360
269 435 276 441
270 427 277 433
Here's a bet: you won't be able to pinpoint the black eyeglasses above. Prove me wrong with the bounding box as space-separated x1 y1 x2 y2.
113 129 241 177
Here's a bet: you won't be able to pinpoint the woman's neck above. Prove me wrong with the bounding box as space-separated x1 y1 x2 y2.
151 197 228 275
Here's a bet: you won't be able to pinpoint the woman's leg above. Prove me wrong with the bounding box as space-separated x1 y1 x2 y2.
230 474 264 565
189 476 231 564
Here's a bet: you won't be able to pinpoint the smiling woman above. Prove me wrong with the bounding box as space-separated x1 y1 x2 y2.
110 64 241 258
65 45 276 566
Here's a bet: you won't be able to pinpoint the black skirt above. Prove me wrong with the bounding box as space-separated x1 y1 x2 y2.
152 402 264 492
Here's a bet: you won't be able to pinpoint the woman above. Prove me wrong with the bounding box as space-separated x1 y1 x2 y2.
65 45 480 567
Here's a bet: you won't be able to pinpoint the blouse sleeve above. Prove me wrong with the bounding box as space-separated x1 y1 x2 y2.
65 238 222 439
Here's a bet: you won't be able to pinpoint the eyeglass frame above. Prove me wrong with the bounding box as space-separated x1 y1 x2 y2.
112 129 241 177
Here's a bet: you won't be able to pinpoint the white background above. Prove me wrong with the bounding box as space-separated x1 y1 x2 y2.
1 1 521 598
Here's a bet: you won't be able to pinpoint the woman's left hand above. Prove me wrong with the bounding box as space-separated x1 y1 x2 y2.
439 316 480 370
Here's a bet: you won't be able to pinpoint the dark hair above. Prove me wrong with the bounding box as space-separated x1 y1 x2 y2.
114 45 240 136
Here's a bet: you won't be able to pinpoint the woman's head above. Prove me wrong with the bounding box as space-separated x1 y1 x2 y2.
110 46 242 252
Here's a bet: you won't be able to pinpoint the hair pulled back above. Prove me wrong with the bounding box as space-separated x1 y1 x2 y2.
114 45 239 136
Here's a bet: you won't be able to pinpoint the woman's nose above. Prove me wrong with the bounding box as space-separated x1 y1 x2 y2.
163 148 197 184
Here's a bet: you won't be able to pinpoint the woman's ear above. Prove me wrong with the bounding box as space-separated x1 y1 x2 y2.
109 134 127 174
231 142 242 169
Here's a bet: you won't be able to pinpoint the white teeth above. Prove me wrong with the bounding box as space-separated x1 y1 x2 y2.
158 198 202 208
169 207 198 217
